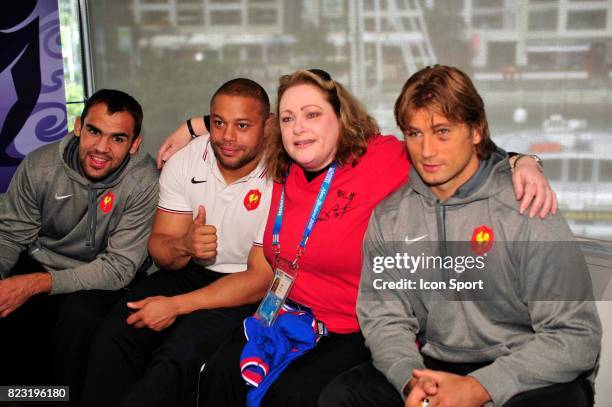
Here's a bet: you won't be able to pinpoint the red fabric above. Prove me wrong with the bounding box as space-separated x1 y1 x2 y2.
263 135 410 333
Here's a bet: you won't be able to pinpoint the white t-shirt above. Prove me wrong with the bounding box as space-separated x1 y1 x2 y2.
158 135 272 273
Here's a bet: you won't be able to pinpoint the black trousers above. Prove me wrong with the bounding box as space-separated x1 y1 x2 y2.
0 254 126 407
198 327 371 407
318 358 594 407
81 264 257 407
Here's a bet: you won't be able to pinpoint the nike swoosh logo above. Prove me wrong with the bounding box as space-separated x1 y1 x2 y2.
191 177 207 184
405 234 428 243
54 193 73 200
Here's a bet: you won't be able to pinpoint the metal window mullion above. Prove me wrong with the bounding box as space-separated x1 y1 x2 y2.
78 0 95 97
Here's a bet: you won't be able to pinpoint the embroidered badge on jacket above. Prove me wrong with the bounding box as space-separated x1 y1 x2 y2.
471 224 494 255
100 191 115 213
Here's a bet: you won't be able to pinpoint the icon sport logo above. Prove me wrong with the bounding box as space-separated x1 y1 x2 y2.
471 225 494 255
100 191 115 213
244 189 262 211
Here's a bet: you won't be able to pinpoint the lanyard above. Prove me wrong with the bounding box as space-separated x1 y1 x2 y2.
272 163 336 267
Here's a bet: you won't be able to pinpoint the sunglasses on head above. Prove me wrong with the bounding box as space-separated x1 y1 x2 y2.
307 68 332 82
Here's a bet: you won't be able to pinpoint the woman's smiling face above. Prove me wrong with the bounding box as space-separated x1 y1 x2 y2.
278 84 341 171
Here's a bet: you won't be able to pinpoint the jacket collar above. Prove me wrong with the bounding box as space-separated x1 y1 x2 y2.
408 147 509 205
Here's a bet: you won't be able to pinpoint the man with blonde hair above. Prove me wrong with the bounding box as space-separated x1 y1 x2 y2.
320 65 601 407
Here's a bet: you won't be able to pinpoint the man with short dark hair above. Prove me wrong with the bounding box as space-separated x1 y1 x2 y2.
319 65 601 407
0 89 159 402
83 78 275 407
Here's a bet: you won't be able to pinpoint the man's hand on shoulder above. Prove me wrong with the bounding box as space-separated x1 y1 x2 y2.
0 273 51 317
177 205 217 260
126 295 181 331
405 369 491 407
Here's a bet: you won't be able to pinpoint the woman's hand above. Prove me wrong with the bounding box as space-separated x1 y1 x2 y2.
511 156 558 218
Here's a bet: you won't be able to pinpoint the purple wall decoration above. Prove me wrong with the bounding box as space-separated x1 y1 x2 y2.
0 0 67 192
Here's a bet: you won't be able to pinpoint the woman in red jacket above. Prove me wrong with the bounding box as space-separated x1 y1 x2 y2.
188 69 554 407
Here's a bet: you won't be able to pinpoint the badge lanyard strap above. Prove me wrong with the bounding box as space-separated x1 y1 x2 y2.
272 163 337 268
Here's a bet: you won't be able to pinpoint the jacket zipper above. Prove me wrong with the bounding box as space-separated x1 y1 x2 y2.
435 200 447 258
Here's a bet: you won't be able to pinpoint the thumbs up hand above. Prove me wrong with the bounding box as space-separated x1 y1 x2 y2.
194 205 206 225
181 205 217 260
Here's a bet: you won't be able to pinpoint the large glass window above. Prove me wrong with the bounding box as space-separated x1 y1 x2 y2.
58 0 85 132
50 2 612 402
567 10 607 30
601 161 612 182
528 8 558 31
82 0 611 242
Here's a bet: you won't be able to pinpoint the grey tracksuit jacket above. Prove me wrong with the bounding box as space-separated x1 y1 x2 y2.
358 152 602 406
0 134 159 294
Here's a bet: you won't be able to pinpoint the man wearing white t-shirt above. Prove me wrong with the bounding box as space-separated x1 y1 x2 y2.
82 78 274 407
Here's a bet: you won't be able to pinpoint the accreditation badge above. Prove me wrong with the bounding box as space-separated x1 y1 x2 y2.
255 257 297 327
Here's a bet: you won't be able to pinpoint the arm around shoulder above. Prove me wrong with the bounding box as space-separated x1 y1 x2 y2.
156 116 209 168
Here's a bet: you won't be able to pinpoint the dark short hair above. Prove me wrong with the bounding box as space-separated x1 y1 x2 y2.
394 65 496 159
210 78 270 118
81 89 143 137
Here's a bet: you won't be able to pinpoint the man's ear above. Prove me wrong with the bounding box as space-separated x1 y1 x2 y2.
129 135 143 154
471 126 483 145
74 117 82 137
264 113 275 138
